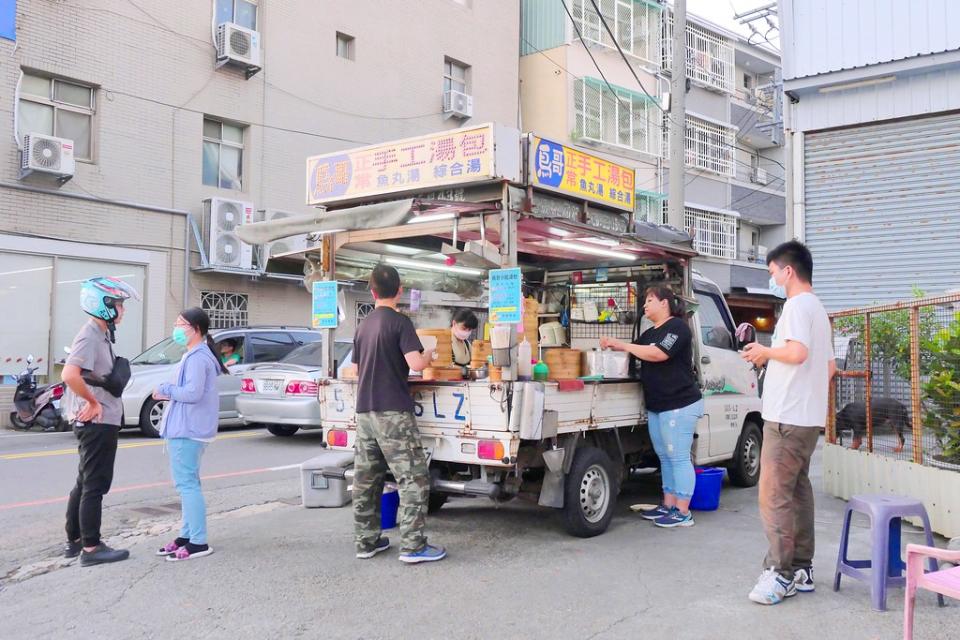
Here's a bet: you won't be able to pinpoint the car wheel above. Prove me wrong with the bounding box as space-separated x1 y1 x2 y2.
267 424 300 437
727 420 763 487
139 398 166 438
561 446 618 538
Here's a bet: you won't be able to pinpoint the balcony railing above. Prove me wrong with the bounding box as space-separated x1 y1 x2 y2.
662 14 735 94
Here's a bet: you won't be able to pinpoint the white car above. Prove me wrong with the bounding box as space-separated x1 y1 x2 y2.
122 327 322 436
237 341 352 437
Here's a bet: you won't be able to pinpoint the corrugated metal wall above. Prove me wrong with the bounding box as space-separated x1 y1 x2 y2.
520 0 566 56
804 111 960 309
780 0 960 80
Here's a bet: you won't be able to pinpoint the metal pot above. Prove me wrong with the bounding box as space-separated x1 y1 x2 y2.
582 349 604 377
602 351 630 379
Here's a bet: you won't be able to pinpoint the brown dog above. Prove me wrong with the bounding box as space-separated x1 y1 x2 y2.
835 398 912 453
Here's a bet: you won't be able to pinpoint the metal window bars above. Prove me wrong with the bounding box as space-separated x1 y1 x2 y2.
200 291 249 329
683 207 737 259
574 78 660 156
662 113 737 177
572 0 663 65
662 12 735 94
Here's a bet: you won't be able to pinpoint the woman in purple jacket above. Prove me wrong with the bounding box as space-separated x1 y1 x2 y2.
153 308 226 561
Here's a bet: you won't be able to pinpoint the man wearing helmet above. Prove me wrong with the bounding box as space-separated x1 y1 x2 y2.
61 276 140 567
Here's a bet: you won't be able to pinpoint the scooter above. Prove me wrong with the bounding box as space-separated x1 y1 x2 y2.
10 355 68 432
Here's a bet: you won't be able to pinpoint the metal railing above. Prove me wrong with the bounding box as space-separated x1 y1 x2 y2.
829 293 960 470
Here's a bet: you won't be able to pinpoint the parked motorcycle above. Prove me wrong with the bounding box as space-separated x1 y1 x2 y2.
10 355 68 432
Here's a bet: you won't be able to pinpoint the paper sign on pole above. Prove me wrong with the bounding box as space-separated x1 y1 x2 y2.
488 268 522 324
311 281 338 329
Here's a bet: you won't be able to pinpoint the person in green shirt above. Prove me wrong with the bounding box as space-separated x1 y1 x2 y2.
219 339 241 367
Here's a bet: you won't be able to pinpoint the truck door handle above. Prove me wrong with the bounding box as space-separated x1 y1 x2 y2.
701 356 711 365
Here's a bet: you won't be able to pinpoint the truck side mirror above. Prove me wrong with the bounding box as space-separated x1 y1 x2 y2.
735 323 757 349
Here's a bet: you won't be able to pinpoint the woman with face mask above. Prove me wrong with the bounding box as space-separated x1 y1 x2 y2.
600 286 704 529
152 308 227 561
450 309 479 367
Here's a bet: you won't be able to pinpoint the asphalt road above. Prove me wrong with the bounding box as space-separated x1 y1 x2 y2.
1 428 958 640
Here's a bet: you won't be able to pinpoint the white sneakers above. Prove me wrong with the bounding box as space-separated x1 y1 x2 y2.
749 568 798 605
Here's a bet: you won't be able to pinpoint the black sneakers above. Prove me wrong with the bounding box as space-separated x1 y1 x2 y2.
63 540 83 559
79 543 130 567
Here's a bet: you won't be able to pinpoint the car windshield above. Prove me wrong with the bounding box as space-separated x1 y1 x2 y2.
279 342 351 367
131 337 187 365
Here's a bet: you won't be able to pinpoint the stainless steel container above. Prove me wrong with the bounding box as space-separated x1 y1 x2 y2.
602 351 630 379
582 349 604 377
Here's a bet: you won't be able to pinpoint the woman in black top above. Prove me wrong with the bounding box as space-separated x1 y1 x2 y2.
600 286 704 528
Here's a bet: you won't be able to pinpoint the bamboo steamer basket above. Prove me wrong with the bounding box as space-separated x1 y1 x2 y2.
488 366 502 382
544 349 582 378
471 340 492 362
421 365 463 382
417 328 453 365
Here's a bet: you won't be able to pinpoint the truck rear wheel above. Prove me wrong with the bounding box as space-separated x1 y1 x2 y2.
561 446 618 538
727 421 762 487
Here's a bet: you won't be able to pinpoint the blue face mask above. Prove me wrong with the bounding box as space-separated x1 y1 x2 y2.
171 326 190 346
769 275 787 299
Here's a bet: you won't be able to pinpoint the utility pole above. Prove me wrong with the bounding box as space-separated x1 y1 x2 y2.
667 0 687 230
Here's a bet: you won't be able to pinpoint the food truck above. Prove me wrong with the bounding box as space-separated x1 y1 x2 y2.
238 124 763 537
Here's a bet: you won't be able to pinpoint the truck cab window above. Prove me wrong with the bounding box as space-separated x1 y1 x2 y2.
694 291 736 350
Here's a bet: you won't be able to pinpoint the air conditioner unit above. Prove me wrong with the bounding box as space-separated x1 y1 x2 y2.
751 167 768 184
215 22 262 70
261 209 321 259
202 198 256 270
443 89 473 119
19 133 75 183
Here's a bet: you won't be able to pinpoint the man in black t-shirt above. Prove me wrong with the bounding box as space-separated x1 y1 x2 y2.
352 265 447 564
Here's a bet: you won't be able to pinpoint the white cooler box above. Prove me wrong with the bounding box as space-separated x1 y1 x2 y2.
300 450 356 508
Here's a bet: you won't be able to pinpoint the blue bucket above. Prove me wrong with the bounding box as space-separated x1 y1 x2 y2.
689 467 725 511
381 485 399 529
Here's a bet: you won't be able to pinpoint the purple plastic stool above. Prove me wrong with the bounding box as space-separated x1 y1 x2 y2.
833 494 944 611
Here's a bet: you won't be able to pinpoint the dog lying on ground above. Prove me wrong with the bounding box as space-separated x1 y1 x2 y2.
835 398 912 453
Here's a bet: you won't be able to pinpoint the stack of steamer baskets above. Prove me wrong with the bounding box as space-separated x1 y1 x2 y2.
470 340 492 368
416 328 462 381
523 297 539 354
543 348 582 381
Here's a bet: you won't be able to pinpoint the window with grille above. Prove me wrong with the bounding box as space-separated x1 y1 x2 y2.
201 291 249 329
356 301 376 324
683 207 737 259
574 78 659 156
572 0 662 64
662 14 735 94
663 114 736 177
635 191 667 224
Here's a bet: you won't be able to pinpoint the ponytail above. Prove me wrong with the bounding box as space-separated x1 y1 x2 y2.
644 285 686 317
179 306 228 374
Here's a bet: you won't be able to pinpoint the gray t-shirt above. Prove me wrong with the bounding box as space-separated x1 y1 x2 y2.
64 319 123 426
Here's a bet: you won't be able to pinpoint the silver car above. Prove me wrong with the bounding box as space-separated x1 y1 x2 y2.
236 340 352 437
122 327 323 436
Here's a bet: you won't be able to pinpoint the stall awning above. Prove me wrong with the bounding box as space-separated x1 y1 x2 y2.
237 199 416 245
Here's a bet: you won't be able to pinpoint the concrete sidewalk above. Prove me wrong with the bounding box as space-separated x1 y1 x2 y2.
1 441 957 640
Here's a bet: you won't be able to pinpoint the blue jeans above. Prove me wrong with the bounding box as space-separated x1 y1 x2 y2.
647 399 704 500
168 438 208 545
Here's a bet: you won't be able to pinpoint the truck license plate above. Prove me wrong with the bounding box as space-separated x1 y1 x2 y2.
412 387 470 423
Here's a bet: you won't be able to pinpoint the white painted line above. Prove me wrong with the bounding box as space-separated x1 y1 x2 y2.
268 463 302 471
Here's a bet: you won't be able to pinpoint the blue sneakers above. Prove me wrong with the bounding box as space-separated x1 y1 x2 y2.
637 504 671 521
399 544 447 564
356 537 390 559
653 507 695 528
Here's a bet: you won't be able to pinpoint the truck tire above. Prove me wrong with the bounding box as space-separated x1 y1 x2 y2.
267 424 299 437
139 398 166 438
561 446 618 538
427 493 448 514
728 421 763 487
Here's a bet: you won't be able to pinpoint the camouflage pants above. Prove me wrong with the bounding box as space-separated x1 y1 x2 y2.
353 411 429 554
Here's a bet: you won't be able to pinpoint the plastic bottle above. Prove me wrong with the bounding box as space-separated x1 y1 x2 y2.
533 359 549 382
517 338 532 380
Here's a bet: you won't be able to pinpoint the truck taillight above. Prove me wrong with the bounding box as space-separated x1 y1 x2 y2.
285 380 319 396
240 378 256 393
327 430 348 447
477 440 504 461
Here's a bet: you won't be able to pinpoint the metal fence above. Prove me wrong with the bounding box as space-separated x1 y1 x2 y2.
829 293 960 471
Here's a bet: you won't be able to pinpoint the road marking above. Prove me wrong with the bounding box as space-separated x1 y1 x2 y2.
0 464 298 511
0 430 262 461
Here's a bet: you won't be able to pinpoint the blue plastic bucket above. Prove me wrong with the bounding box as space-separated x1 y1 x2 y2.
689 467 725 511
381 485 399 529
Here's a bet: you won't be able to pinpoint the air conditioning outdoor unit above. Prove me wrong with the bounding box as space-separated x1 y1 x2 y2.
751 167 768 184
19 133 75 183
215 22 262 73
261 209 321 259
203 198 256 270
443 89 473 119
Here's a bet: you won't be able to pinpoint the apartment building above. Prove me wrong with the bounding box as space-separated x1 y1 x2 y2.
780 0 960 309
520 0 786 338
0 0 519 414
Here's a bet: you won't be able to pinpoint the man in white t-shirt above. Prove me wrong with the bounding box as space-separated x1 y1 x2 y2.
741 240 836 606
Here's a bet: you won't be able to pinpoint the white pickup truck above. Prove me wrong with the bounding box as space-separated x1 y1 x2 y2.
319 273 763 537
